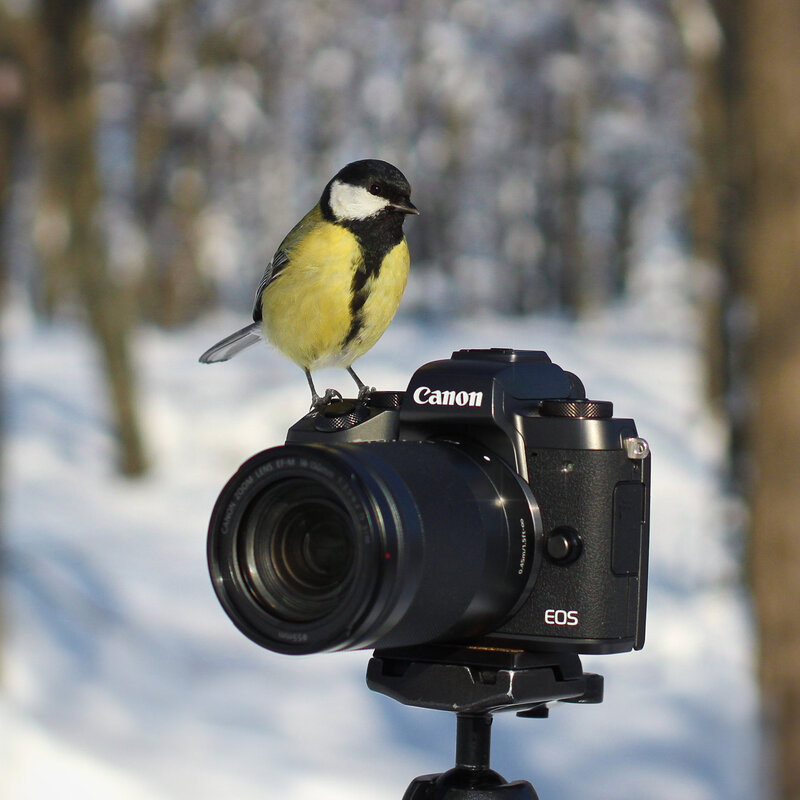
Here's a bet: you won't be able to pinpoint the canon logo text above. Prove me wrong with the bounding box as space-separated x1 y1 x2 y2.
412 386 484 408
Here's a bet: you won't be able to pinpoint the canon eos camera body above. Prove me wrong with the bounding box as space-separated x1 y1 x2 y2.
207 348 651 658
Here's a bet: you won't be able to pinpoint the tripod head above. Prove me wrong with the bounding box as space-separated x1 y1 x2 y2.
367 645 603 799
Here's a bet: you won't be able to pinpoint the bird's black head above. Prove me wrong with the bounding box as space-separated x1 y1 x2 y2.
321 159 418 224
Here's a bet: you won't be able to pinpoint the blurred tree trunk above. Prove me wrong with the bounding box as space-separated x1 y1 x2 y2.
558 87 587 315
0 40 26 283
0 29 27 669
687 1 800 797
674 0 750 478
553 10 592 317
26 0 146 475
738 3 800 799
674 0 730 401
132 0 214 326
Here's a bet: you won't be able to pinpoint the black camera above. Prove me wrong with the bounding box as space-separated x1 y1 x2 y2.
207 348 650 658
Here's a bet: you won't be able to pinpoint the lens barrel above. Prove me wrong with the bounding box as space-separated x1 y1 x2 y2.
208 441 540 655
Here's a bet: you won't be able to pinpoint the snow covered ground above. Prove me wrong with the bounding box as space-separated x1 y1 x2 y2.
1 300 761 799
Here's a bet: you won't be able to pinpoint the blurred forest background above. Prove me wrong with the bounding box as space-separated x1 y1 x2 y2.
0 0 799 798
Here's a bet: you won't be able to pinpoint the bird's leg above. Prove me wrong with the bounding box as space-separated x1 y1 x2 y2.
347 366 374 401
305 369 342 410
305 369 321 405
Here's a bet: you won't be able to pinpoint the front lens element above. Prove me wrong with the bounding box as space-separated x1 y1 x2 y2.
240 481 354 622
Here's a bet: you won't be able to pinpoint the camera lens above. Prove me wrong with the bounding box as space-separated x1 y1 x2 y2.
208 442 541 655
239 480 354 622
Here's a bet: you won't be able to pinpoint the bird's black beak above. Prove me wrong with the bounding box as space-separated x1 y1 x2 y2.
391 198 419 215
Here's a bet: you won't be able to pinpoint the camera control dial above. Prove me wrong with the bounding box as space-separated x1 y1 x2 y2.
539 399 613 419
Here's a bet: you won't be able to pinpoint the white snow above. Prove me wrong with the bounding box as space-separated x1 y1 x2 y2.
1 300 760 799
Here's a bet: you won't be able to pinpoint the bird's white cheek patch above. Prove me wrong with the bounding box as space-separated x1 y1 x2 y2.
329 180 390 220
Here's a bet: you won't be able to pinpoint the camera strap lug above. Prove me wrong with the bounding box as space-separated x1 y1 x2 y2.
623 436 650 460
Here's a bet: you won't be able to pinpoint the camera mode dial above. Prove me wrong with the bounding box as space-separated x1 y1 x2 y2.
539 399 613 419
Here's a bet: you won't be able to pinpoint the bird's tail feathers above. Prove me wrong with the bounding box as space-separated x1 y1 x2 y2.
199 323 262 363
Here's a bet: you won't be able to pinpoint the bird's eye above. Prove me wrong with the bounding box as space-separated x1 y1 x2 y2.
368 183 382 195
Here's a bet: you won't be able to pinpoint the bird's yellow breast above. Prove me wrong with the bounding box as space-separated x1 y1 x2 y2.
260 219 409 370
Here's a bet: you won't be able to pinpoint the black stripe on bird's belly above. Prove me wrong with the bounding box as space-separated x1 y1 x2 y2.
342 213 404 346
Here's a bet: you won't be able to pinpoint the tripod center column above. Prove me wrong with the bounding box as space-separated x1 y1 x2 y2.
455 714 493 770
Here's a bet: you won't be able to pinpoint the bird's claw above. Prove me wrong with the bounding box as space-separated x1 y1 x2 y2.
357 384 375 401
310 388 343 411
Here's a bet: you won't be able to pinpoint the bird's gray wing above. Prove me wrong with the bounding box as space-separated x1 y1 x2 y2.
252 249 290 322
199 322 262 363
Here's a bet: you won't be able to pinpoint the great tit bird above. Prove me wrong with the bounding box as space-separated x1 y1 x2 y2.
199 159 418 408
